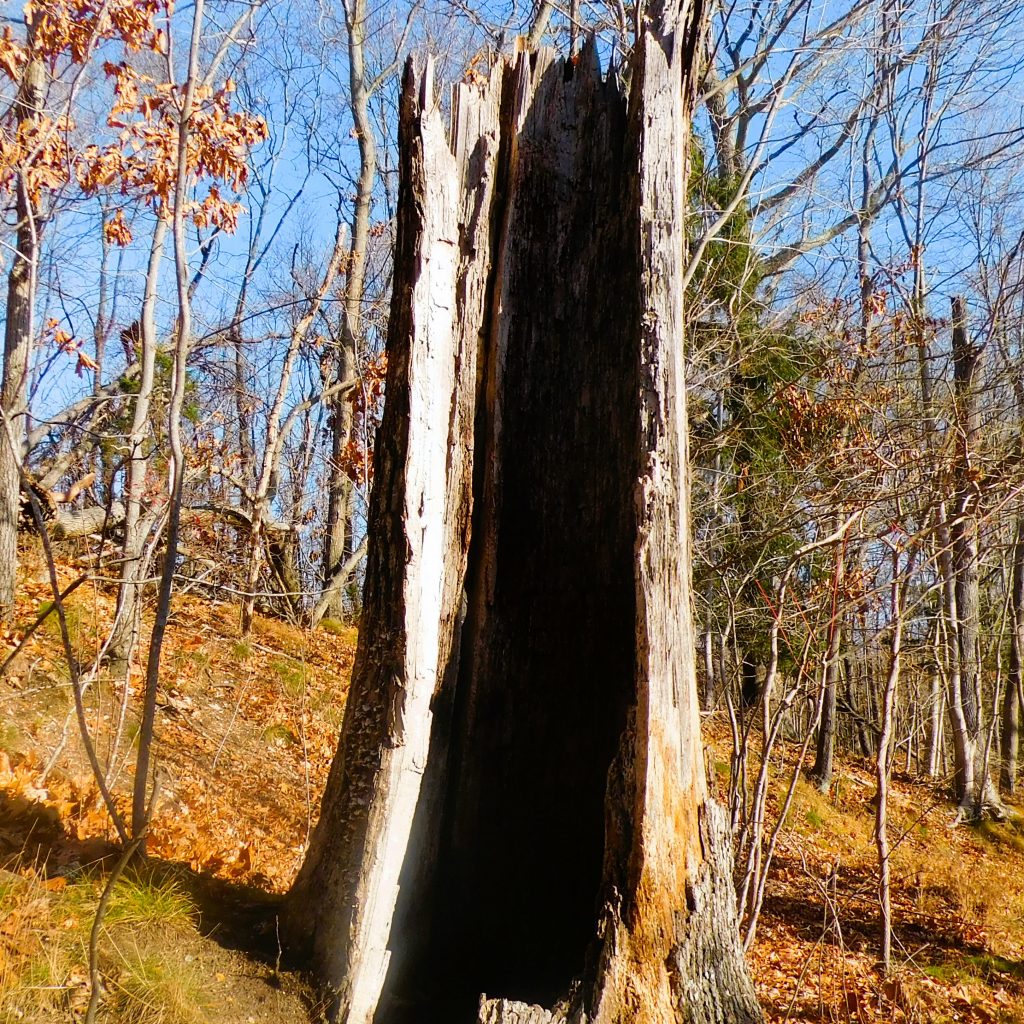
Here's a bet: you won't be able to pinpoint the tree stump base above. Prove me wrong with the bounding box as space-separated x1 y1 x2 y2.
283 6 763 1023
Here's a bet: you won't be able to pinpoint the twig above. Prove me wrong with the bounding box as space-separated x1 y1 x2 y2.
0 572 88 676
83 772 163 1024
0 408 129 843
83 834 145 1024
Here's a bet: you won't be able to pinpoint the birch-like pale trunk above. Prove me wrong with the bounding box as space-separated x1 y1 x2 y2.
926 619 945 779
947 296 1003 819
321 0 376 622
875 545 908 976
107 219 167 669
238 215 350 635
132 0 206 837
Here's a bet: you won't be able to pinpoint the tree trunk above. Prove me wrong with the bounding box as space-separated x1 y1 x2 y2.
322 381 355 618
283 10 761 1024
842 656 874 758
740 650 759 708
702 627 716 711
812 633 840 792
812 528 844 792
947 296 1002 818
875 547 908 975
133 0 207 838
107 219 167 669
0 52 44 622
925 619 944 778
321 0 376 622
1002 516 1024 794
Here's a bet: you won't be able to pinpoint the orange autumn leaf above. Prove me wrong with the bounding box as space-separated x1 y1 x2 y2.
102 208 132 245
0 0 265 238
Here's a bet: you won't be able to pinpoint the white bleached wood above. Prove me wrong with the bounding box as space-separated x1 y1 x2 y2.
286 8 763 1023
342 91 461 1023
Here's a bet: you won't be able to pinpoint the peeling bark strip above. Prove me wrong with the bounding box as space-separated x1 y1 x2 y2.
284 4 762 1023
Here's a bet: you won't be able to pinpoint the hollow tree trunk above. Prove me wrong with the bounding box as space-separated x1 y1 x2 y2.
283 9 761 1024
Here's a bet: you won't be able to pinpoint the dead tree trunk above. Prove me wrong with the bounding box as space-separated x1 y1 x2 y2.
283 8 761 1024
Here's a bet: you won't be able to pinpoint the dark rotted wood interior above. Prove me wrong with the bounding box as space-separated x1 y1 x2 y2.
377 49 642 1022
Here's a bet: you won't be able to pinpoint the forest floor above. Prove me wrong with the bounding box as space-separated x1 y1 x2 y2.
712 722 1024 1024
2 546 1024 1023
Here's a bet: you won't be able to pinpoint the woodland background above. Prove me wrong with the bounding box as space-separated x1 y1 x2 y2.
5 0 1024 1021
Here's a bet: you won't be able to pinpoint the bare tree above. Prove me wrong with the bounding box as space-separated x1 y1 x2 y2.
319 0 419 622
0 46 44 621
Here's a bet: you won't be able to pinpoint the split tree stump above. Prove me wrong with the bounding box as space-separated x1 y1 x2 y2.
284 4 763 1022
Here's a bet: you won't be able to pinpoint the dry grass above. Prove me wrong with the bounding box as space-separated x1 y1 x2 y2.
13 548 1024 1023
0 862 208 1023
1 550 345 1023
104 935 212 1024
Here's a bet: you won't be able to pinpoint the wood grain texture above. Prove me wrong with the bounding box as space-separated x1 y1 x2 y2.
284 5 762 1022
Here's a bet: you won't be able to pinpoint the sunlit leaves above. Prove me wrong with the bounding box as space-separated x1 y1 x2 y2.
102 208 132 245
337 353 387 487
44 317 99 376
91 60 268 237
0 0 267 248
0 110 72 202
24 0 167 64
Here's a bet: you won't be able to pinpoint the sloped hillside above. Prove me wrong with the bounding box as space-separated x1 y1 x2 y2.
0 549 356 1022
3 551 1024 1023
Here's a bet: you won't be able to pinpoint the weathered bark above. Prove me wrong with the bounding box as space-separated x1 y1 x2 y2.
13 475 124 541
284 6 760 1024
0 52 44 622
51 502 126 540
